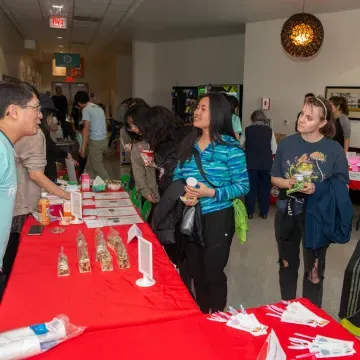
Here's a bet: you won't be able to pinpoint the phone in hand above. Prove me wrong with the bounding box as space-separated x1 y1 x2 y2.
27 225 44 236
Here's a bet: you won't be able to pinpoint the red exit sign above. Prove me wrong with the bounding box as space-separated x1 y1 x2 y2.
49 16 67 29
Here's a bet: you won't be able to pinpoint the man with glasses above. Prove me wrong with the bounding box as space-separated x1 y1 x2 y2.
74 91 110 180
0 80 41 296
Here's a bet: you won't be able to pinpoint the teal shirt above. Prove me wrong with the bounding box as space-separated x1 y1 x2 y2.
173 135 249 214
0 131 17 270
232 114 242 134
82 103 107 141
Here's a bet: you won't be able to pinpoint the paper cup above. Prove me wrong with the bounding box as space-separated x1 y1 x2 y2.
186 177 198 188
142 150 154 162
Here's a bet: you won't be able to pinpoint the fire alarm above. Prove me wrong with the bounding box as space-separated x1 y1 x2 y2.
261 98 271 110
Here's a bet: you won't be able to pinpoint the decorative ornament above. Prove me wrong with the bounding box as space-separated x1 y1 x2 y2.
281 1 324 58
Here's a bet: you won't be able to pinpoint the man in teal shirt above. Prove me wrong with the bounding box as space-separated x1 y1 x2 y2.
225 95 242 140
0 81 41 287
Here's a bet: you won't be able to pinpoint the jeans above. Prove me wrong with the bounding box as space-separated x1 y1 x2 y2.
183 206 234 313
274 210 328 308
245 169 271 216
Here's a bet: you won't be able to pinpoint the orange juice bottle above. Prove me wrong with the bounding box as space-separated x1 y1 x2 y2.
38 192 50 225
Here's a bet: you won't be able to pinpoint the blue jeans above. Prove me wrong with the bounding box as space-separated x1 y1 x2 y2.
245 169 271 216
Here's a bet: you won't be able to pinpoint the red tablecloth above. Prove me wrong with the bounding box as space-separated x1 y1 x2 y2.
34 299 360 360
350 180 360 191
0 217 199 332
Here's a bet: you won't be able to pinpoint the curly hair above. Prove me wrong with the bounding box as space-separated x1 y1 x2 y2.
329 96 350 116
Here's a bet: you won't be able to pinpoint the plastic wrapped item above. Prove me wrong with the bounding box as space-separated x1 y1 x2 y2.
92 176 106 192
95 229 113 271
114 241 130 269
0 314 85 360
76 230 91 273
57 247 70 277
107 227 121 250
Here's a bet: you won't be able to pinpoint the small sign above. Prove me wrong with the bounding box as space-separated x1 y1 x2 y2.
261 98 271 110
55 53 81 68
128 224 143 244
49 16 67 29
71 58 84 77
52 58 66 76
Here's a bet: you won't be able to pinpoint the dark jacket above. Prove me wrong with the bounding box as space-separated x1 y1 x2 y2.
151 179 203 246
304 177 353 249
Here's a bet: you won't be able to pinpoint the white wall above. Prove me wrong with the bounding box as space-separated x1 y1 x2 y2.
132 41 155 104
133 34 245 108
243 9 360 147
0 9 41 86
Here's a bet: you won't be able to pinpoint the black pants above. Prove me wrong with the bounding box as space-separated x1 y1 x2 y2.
183 206 234 313
339 239 360 324
108 121 119 148
245 169 271 216
0 232 20 301
274 211 328 308
78 155 88 180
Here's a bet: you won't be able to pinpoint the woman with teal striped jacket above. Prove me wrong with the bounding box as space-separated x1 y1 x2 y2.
174 93 249 313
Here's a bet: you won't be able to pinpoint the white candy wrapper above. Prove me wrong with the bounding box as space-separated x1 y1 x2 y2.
0 315 85 360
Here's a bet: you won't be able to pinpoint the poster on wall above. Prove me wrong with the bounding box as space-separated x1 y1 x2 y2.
71 58 84 77
325 86 360 120
52 58 66 76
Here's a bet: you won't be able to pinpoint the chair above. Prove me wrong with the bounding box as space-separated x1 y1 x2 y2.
120 173 130 191
131 186 142 210
141 200 152 222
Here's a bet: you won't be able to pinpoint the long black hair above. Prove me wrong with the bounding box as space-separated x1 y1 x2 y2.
39 108 53 137
125 102 150 142
136 106 181 151
178 92 236 165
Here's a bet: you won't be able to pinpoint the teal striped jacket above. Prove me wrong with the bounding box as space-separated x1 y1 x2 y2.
173 135 249 214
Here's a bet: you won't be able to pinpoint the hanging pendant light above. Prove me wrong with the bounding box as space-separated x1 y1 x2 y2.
281 0 324 58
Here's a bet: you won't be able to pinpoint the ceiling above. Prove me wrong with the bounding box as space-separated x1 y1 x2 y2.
1 0 360 61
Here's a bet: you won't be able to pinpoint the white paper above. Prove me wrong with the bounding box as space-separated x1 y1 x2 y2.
97 207 137 217
84 219 105 228
83 209 99 216
95 199 133 208
266 330 286 360
128 224 143 244
103 215 143 226
82 192 94 199
82 199 95 206
94 192 130 200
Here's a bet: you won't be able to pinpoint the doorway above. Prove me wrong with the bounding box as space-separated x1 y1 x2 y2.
51 82 89 106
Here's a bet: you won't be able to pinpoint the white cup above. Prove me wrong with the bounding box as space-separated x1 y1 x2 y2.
186 177 198 188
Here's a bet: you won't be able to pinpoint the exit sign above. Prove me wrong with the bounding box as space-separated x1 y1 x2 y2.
49 16 67 29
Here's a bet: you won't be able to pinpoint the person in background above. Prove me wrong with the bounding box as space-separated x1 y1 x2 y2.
225 95 242 141
330 96 351 153
241 110 277 219
38 93 78 180
74 91 110 180
75 123 87 178
174 93 249 313
295 93 314 132
271 96 349 308
52 87 69 139
108 97 133 148
126 103 160 204
71 103 81 131
0 80 43 297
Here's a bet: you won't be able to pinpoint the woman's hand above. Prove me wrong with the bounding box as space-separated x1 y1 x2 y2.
184 198 199 207
124 143 132 152
67 153 79 167
185 182 215 199
298 182 315 195
146 194 157 203
63 190 71 200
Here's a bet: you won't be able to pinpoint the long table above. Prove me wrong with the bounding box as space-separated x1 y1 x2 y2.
0 217 199 332
32 299 360 360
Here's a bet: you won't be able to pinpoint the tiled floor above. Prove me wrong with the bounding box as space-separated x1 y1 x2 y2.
106 153 359 319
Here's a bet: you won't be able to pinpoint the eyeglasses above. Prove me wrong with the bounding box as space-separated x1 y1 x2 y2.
20 105 42 113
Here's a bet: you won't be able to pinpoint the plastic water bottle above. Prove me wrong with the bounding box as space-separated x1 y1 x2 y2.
81 172 90 191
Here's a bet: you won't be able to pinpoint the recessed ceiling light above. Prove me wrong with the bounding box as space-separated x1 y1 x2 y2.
52 5 63 9
58 45 64 48
57 36 63 39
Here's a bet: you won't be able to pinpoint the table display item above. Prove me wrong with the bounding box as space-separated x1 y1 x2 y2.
207 305 268 336
63 200 72 217
70 191 83 225
50 226 65 234
107 227 121 250
136 236 155 287
0 314 85 360
95 229 113 271
92 176 106 192
81 172 91 191
94 199 133 208
57 247 70 277
107 228 130 269
107 180 122 191
38 192 50 226
95 192 130 200
76 230 91 273
265 301 329 328
287 333 356 358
